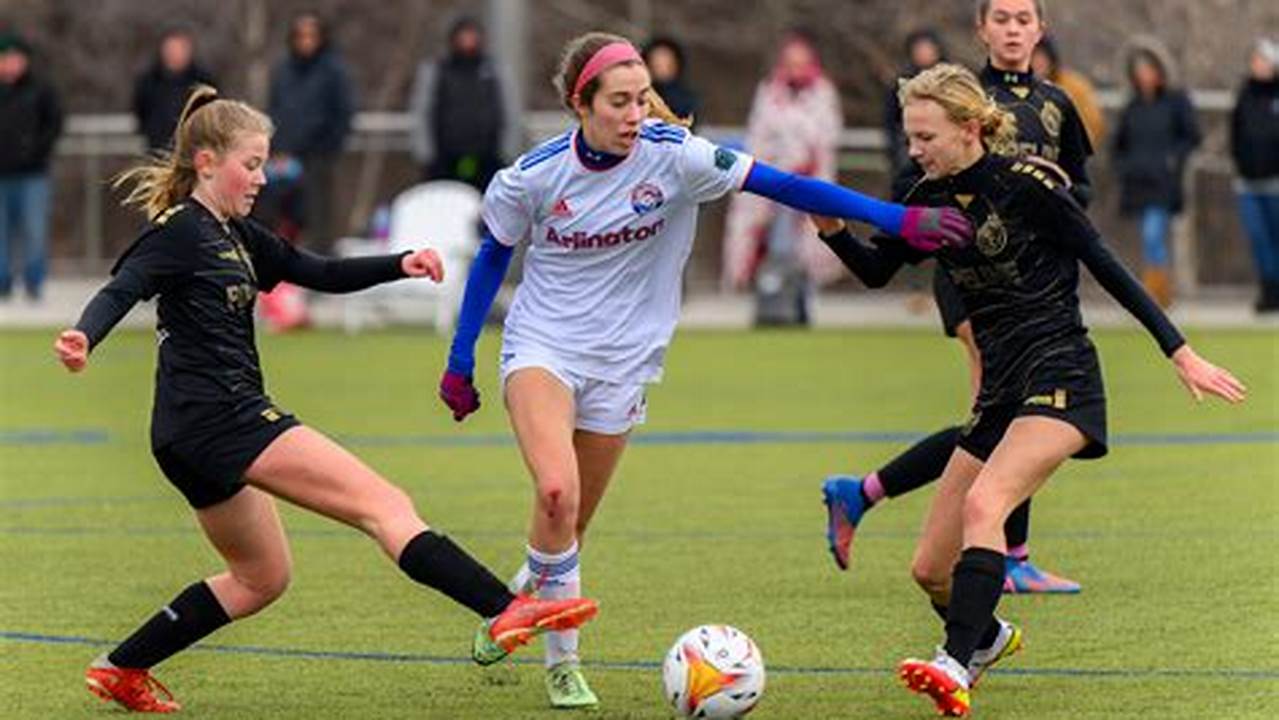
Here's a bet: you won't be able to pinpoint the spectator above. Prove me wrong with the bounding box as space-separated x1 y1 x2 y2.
409 16 511 192
0 30 61 302
268 12 354 254
722 29 844 321
1111 40 1200 308
642 36 700 125
133 27 217 153
1032 35 1105 148
1230 38 1279 313
885 29 947 189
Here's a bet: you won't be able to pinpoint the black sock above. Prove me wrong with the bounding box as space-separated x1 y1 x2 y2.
936 603 1001 649
108 581 231 669
944 547 1006 666
976 618 1003 651
877 426 961 498
1004 499 1031 554
397 530 514 618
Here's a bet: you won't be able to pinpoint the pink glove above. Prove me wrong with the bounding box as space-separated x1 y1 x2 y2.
439 370 480 422
899 206 973 252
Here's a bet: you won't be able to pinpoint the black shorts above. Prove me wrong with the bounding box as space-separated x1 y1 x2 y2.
957 351 1108 462
152 401 300 509
932 265 969 338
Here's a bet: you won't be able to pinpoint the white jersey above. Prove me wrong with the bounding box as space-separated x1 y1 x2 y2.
482 120 754 384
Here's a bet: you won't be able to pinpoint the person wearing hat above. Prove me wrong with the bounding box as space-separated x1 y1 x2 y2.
0 30 62 301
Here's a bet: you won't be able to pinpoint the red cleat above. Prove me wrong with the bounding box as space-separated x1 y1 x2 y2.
86 665 181 713
899 653 971 717
472 594 599 665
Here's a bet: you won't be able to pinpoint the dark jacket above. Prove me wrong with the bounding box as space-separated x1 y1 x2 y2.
1112 90 1201 214
133 61 217 151
409 50 508 189
653 78 700 126
0 69 62 174
268 48 354 157
1230 76 1279 180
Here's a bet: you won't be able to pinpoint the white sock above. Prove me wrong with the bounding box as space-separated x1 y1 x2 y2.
508 561 534 595
527 542 580 668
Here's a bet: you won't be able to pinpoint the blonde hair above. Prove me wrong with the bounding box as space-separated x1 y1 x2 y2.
553 31 692 128
898 63 1019 156
114 85 273 219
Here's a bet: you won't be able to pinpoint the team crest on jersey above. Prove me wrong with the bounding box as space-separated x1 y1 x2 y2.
630 182 665 216
1040 100 1062 140
976 211 1009 257
714 147 737 171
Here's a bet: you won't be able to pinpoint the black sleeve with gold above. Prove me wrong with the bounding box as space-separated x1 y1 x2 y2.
979 64 1094 207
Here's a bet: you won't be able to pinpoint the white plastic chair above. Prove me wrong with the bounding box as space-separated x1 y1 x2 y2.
338 180 482 333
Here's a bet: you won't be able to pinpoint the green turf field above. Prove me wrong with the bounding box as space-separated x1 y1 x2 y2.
1 327 1276 718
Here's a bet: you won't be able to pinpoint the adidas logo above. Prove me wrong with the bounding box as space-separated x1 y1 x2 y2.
550 198 573 218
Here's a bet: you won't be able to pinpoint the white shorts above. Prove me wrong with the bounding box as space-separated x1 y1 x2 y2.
499 345 648 435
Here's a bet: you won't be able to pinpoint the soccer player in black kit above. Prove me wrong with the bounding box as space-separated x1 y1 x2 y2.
823 0 1095 594
54 86 597 713
813 63 1245 717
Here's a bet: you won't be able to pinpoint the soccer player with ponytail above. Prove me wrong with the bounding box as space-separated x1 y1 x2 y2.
56 86 598 713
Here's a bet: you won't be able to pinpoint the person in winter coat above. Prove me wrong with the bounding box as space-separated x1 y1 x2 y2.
409 16 513 192
133 28 217 152
1230 38 1279 313
642 36 701 126
0 30 62 301
1111 40 1200 308
268 12 354 254
722 29 845 306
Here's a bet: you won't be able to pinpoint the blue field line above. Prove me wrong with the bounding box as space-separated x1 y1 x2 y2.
2 630 1274 681
0 429 109 445
4 428 1275 447
0 495 168 509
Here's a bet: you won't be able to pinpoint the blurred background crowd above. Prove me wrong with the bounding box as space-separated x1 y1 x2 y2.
2 0 1276 326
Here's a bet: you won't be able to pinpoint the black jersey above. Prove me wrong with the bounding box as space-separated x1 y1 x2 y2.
820 154 1184 409
75 201 407 446
979 63 1094 206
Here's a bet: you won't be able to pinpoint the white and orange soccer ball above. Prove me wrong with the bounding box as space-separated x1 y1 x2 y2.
661 625 766 718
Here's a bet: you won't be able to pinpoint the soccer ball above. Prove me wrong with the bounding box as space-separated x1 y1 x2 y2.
661 625 766 718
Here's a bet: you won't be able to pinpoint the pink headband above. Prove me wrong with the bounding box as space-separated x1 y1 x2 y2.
572 42 643 98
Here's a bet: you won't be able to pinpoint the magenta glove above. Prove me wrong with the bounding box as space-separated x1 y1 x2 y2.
439 370 480 422
898 206 973 252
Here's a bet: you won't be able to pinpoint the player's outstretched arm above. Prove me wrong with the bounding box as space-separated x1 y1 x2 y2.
60 267 154 370
809 215 909 288
272 242 442 293
440 233 514 422
741 162 971 251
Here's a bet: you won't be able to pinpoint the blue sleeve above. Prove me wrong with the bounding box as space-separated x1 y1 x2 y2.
741 162 907 235
447 232 515 376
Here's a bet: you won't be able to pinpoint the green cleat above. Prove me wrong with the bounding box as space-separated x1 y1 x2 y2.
546 661 599 709
472 621 510 666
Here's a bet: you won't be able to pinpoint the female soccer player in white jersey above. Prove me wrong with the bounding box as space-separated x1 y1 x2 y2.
438 31 971 708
